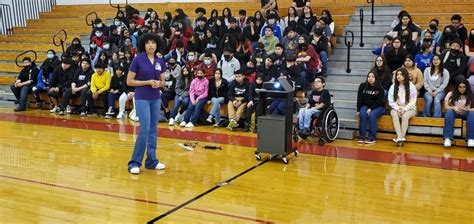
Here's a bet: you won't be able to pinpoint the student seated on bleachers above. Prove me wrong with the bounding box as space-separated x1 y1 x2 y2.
309 27 329 77
373 35 392 56
58 58 93 115
66 38 85 58
217 47 241 82
227 70 250 131
297 6 316 35
297 77 330 136
371 56 392 96
390 11 419 41
207 68 228 127
397 55 423 96
160 68 176 120
422 55 449 118
116 76 135 120
356 71 385 144
296 34 321 90
196 51 217 80
415 42 434 72
441 39 467 85
243 74 264 132
168 67 192 125
34 50 61 108
258 26 280 55
399 29 418 57
443 79 474 147
437 26 459 55
421 19 442 44
48 57 76 113
388 68 417 145
384 37 408 72
242 16 261 44
105 66 126 118
448 14 468 44
10 57 39 112
465 29 474 71
81 63 111 116
267 71 295 115
283 7 299 29
180 69 209 128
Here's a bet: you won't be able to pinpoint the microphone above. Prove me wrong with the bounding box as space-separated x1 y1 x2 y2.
204 145 222 150
178 143 194 151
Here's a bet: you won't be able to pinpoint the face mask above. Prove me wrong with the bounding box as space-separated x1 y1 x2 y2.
204 59 211 65
197 75 204 79
268 19 275 25
114 21 121 26
187 55 195 61
24 62 31 67
224 55 232 61
95 32 102 37
429 24 437 30
103 44 110 50
168 62 176 66
445 32 452 39
96 23 103 28
73 42 79 45
47 53 54 59
164 72 170 79
450 49 459 55
90 44 97 48
423 38 432 44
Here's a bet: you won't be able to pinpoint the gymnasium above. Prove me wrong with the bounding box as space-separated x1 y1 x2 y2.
0 0 473 223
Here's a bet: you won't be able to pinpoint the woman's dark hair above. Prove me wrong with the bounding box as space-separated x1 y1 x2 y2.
403 54 415 69
222 7 232 18
210 9 218 19
450 79 472 106
164 12 173 23
195 7 206 14
175 8 188 20
302 6 313 17
321 9 333 24
365 71 382 89
393 67 410 103
288 6 297 17
137 33 161 53
430 54 443 77
398 12 413 25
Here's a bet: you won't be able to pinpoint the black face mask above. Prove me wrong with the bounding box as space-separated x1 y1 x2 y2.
197 76 204 79
168 62 176 66
423 38 433 44
224 55 232 61
445 32 453 39
450 49 459 55
470 34 474 43
429 24 437 30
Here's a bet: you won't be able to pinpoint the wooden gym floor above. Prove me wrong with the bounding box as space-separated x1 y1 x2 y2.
0 107 473 223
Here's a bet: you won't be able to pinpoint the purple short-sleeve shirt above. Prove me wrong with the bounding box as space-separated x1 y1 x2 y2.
129 53 167 100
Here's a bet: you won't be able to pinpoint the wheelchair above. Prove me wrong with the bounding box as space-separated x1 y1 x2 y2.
292 102 340 146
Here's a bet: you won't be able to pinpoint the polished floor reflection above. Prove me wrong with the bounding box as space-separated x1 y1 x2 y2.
0 108 473 223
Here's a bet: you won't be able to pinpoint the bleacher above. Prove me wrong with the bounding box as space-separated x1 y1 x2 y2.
1 0 474 144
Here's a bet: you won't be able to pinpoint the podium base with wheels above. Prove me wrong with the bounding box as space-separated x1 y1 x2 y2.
255 115 299 164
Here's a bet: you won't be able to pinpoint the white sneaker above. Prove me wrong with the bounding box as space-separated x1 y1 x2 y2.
66 105 72 114
49 106 59 113
155 162 166 170
130 116 139 122
467 139 474 147
206 115 214 123
185 122 194 128
106 107 114 115
129 167 140 174
116 112 125 119
168 118 175 126
444 138 452 147
179 121 186 127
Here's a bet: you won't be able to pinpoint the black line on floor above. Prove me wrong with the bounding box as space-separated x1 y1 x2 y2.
147 159 270 223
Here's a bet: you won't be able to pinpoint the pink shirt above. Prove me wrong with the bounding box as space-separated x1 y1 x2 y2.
189 78 209 103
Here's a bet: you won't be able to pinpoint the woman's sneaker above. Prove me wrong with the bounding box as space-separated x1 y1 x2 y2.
467 139 474 147
116 112 125 119
155 162 166 170
444 138 452 147
168 118 175 125
206 115 214 123
129 167 140 174
357 138 365 144
364 139 376 144
49 106 59 113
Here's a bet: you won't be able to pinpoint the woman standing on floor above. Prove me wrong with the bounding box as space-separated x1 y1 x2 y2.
388 67 417 145
127 33 167 174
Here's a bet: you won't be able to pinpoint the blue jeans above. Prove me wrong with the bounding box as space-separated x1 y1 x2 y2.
10 84 31 110
183 98 207 124
128 99 161 170
358 106 385 139
107 92 121 109
423 91 445 117
170 95 190 118
268 99 286 115
210 97 225 123
443 109 474 140
298 107 321 130
299 70 307 92
319 51 328 77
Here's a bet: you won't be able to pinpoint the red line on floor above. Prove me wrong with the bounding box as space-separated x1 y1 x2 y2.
0 112 473 173
0 174 273 223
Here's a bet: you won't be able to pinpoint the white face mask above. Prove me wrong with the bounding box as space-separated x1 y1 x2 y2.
187 55 195 61
268 19 275 25
164 72 170 79
90 44 96 48
96 23 103 28
95 32 102 37
114 21 121 26
47 53 54 59
103 44 110 50
204 59 211 65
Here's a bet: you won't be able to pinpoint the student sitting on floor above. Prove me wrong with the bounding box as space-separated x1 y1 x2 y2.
388 67 417 145
442 79 474 147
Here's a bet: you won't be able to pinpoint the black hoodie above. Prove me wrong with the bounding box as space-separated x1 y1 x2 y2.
17 62 39 86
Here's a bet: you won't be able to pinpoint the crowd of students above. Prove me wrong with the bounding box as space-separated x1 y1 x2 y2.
359 11 474 147
8 3 474 147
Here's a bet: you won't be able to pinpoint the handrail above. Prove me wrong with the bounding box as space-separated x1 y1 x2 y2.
15 50 38 68
53 29 68 54
367 0 375 24
359 8 365 47
11 0 56 28
344 30 354 73
0 4 14 34
109 0 128 10
85 11 98 27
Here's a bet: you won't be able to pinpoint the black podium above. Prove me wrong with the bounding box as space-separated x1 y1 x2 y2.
255 77 299 164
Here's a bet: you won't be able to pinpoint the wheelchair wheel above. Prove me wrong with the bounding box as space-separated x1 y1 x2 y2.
322 109 339 141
